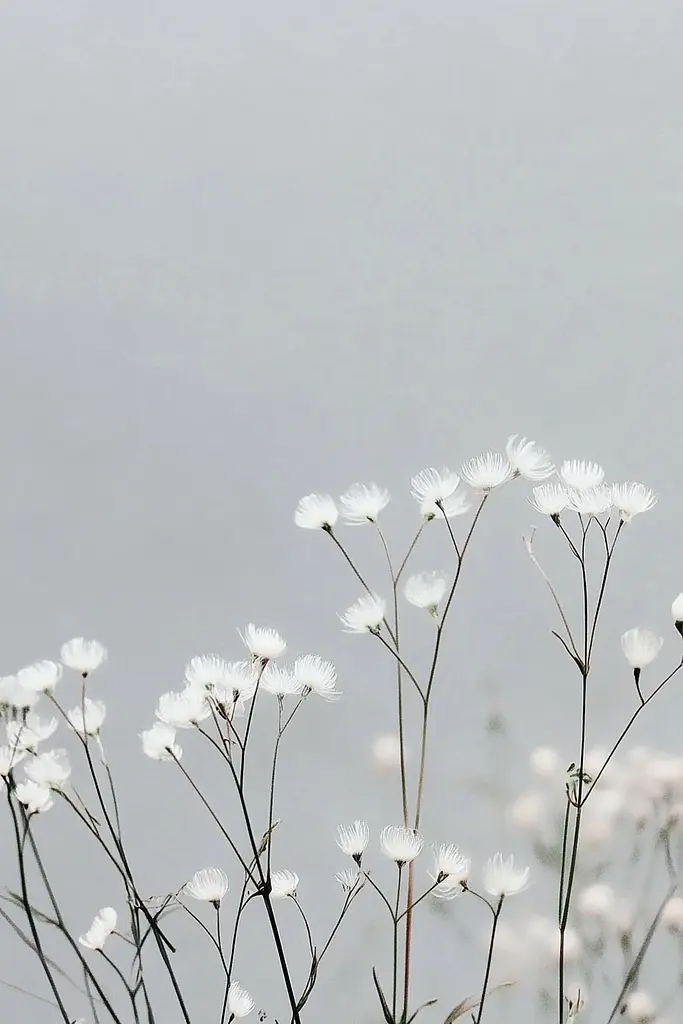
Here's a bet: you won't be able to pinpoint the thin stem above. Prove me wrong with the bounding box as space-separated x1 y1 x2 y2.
391 867 403 1022
474 895 503 1024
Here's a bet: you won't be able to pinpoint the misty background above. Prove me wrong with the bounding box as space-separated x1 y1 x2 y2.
1 1 683 1021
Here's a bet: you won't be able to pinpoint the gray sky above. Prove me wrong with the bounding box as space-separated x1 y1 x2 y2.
2 2 683 1021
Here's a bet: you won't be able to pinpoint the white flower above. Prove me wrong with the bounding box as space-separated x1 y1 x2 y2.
15 780 54 814
560 460 605 490
227 981 255 1018
530 483 570 517
380 825 424 865
79 907 117 951
578 883 616 921
339 593 385 633
336 820 369 862
294 493 338 530
294 655 340 701
156 688 211 729
16 661 63 694
429 844 470 897
621 628 663 670
460 452 513 492
184 867 230 904
372 734 404 771
6 714 58 753
335 868 363 892
261 664 302 698
672 593 683 627
410 467 464 520
0 676 39 711
24 749 71 789
611 483 657 522
483 853 530 896
623 990 656 1023
0 744 27 777
239 624 286 661
507 792 547 831
530 746 562 778
505 436 554 481
340 483 390 525
404 571 448 613
567 485 612 516
661 895 683 933
184 655 231 690
67 698 107 736
270 869 299 898
60 638 107 676
141 723 182 761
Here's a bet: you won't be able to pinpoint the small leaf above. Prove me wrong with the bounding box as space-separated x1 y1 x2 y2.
406 997 437 1022
372 966 394 1024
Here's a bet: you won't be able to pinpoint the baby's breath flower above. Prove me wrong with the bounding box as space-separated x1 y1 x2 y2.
336 820 369 864
340 483 390 525
294 493 338 531
404 571 448 613
294 655 340 701
156 688 211 729
270 870 299 898
567 485 612 516
483 853 530 897
184 868 230 905
79 908 117 951
380 825 424 866
24 749 71 789
16 660 63 694
559 460 604 490
227 981 255 1018
623 990 656 1023
410 468 463 520
505 436 554 481
60 638 107 677
339 593 385 634
530 483 570 517
67 698 106 737
240 624 286 661
621 628 663 670
15 780 54 814
141 722 182 761
611 483 657 522
460 452 513 492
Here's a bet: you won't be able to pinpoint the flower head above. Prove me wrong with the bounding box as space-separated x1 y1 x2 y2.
67 698 107 736
24 749 71 789
623 990 656 1023
410 468 464 520
483 853 530 896
0 676 39 711
567 485 612 516
227 981 255 1018
340 483 390 525
662 895 683 933
610 483 657 522
261 664 302 698
559 460 605 490
429 844 470 897
505 436 554 481
184 867 230 905
460 452 513 492
79 907 117 951
184 655 231 690
335 868 364 892
239 624 286 661
372 734 404 771
6 713 58 753
15 780 54 814
621 628 663 670
530 483 570 517
156 688 211 729
294 493 338 531
578 883 616 921
294 655 340 701
60 638 107 676
141 722 182 761
672 593 683 627
336 820 369 863
16 660 63 694
404 571 448 613
271 869 299 898
380 825 424 865
339 593 385 634
208 661 259 715
0 744 27 777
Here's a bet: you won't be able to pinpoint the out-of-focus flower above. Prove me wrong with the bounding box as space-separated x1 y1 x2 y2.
530 746 562 778
380 825 424 865
505 436 554 481
240 625 286 661
404 572 448 614
60 638 107 676
340 483 390 525
156 688 211 729
67 698 106 736
6 714 58 753
559 460 605 490
294 655 340 701
336 821 369 863
623 990 656 1023
294 493 338 531
79 908 117 951
184 868 230 905
410 468 466 520
530 483 570 517
611 483 657 522
507 792 547 831
270 870 299 898
15 780 54 814
0 676 39 711
227 981 255 1018
526 915 581 964
567 485 612 516
621 628 663 670
16 661 63 694
483 853 530 897
339 593 385 634
460 452 513 492
141 723 182 761
662 896 683 933
0 744 27 777
24 749 71 789
578 883 616 922
372 734 404 771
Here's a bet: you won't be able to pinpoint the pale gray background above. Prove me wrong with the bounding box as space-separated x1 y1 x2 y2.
1 1 683 1021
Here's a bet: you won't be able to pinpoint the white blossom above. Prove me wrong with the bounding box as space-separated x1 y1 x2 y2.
559 460 605 490
270 869 299 898
530 483 570 517
460 452 513 492
184 867 230 904
429 844 470 898
0 744 27 777
340 483 390 525
67 698 107 736
483 853 530 896
339 593 385 633
60 638 107 676
24 749 71 789
505 436 554 481
294 493 338 530
578 883 616 921
567 485 612 516
227 981 255 1018
672 593 683 626
661 895 683 933
380 825 424 865
79 907 117 951
0 676 39 711
336 820 369 862
335 868 363 892
294 655 340 701
611 483 657 522
141 723 182 761
156 688 211 729
404 571 448 613
15 780 54 814
239 624 286 661
410 467 466 520
621 628 663 670
260 664 302 698
6 714 58 753
16 660 63 694
623 990 656 1023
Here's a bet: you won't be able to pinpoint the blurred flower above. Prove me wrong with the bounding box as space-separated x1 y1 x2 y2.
559 460 605 490
15 780 54 814
567 485 612 516
184 868 230 905
294 655 340 701
6 714 58 753
336 820 369 863
294 493 338 530
404 572 448 614
507 792 546 831
24 749 71 789
529 746 562 778
141 722 182 761
460 452 513 492
0 744 27 777
410 467 464 520
156 688 211 729
372 734 404 771
621 628 663 669
209 661 259 714
79 907 117 951
339 593 385 634
623 990 656 1023
661 896 683 933
261 664 302 698
505 436 554 481
483 853 530 897
60 638 107 676
530 483 570 517
227 981 255 1018
271 870 299 898
340 483 390 525
67 698 107 736
380 825 424 865
578 883 616 921
240 625 286 661
0 676 39 711
16 660 63 694
611 483 657 522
